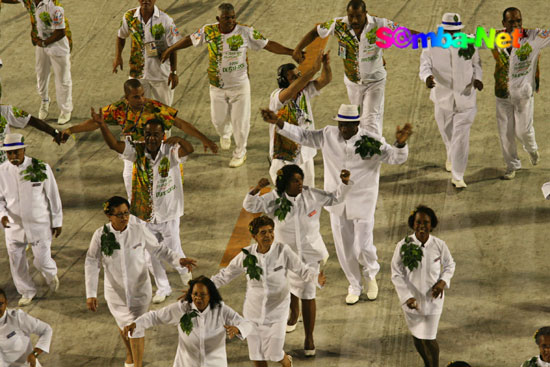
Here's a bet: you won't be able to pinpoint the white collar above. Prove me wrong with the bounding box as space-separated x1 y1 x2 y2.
411 233 431 247
191 302 211 315
538 356 550 367
134 5 160 22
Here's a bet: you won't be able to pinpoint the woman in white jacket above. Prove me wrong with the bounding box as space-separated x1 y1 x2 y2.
243 164 351 356
391 206 456 367
124 276 251 367
85 196 196 367
211 216 326 367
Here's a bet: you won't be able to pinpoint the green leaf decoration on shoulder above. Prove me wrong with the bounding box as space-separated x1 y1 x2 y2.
11 107 29 118
226 34 244 51
458 43 475 60
400 236 424 271
516 42 533 61
320 19 334 30
21 158 48 182
100 224 121 256
39 12 52 27
151 24 165 40
252 29 265 40
179 309 199 335
274 196 293 221
242 248 263 281
354 135 382 159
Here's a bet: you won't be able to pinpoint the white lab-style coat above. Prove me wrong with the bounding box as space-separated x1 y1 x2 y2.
419 44 482 111
391 234 456 316
134 301 252 367
0 157 62 243
243 184 352 262
0 309 52 367
85 220 182 308
211 243 319 325
276 122 408 220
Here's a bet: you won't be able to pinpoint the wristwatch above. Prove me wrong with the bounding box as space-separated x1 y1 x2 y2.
170 70 177 75
32 351 39 358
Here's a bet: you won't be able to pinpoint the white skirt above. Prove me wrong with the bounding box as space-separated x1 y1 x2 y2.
246 320 286 362
106 299 149 338
288 262 319 299
403 312 441 340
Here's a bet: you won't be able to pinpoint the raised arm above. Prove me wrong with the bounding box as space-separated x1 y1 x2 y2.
60 118 100 143
278 52 323 104
27 116 62 143
164 136 194 158
264 40 294 56
313 51 332 90
161 35 193 63
261 108 324 149
128 301 184 336
293 26 320 63
173 117 218 153
93 108 125 154
243 179 276 214
309 170 352 207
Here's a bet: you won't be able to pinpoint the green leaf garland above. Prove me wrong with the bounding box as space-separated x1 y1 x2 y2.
100 224 121 256
354 135 382 159
400 236 424 271
21 158 48 182
242 248 262 281
179 309 199 335
274 196 293 221
151 24 165 40
458 43 475 60
39 12 51 27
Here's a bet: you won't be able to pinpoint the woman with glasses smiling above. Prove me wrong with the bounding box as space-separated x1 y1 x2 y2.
84 196 197 367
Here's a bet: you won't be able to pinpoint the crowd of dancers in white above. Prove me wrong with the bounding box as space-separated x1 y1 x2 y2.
0 0 549 366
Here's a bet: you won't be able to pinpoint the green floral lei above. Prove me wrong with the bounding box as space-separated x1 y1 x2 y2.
242 248 262 281
400 236 424 271
151 24 165 40
354 135 382 159
21 157 47 182
101 224 121 256
274 195 293 221
179 309 199 335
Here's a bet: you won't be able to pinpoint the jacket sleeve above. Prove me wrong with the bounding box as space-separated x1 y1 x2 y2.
276 122 324 150
283 245 320 285
134 300 184 334
44 164 63 228
242 191 276 215
211 251 246 288
439 241 456 288
472 48 483 81
309 181 353 208
85 229 102 299
391 241 415 305
142 225 181 269
221 303 252 340
0 187 8 219
379 138 409 165
17 310 53 354
418 48 433 82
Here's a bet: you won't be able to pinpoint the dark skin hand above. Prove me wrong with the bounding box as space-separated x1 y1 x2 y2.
426 75 483 91
431 279 446 298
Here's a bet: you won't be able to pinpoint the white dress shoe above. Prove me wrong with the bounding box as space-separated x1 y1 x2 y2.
451 179 467 188
286 323 297 333
502 169 516 180
180 272 192 286
529 150 540 165
229 154 247 168
366 278 378 301
38 101 50 120
18 296 34 307
124 363 135 367
345 293 359 305
57 111 71 125
48 275 60 293
304 349 316 357
152 293 167 304
445 160 452 172
220 137 231 150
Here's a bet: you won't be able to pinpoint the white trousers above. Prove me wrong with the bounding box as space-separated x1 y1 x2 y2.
6 238 57 298
145 218 188 297
496 96 537 170
141 78 174 106
35 48 72 113
345 78 385 136
209 81 251 159
329 212 379 296
269 158 315 188
434 105 476 181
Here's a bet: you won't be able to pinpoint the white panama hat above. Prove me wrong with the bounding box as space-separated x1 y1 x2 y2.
332 104 361 122
439 13 465 31
1 133 27 151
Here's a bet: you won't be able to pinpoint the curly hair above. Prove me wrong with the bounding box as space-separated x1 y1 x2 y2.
408 205 438 230
535 326 550 345
144 118 167 132
184 275 223 308
249 215 275 235
275 164 304 196
103 196 130 215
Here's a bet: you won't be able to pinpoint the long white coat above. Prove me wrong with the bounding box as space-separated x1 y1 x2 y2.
134 301 252 367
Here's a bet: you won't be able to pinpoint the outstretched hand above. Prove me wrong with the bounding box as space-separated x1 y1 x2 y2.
395 123 413 145
90 107 105 127
179 258 197 272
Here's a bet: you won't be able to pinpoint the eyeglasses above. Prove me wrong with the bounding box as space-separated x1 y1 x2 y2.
111 212 130 219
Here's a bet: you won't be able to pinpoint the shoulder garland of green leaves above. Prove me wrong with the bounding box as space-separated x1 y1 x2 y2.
151 24 165 40
21 158 48 182
400 236 423 271
39 11 51 27
179 309 199 335
354 135 382 159
458 43 475 60
274 195 293 221
100 224 121 256
242 248 262 281
521 357 538 367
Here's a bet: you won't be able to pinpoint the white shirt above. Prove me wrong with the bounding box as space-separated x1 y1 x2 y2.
20 0 70 56
190 23 269 89
85 221 182 307
317 15 398 84
211 242 319 325
419 42 482 111
0 105 31 164
0 309 52 367
122 139 185 223
268 82 319 163
134 301 251 367
276 122 408 220
118 6 182 81
391 234 456 316
0 157 63 243
243 184 352 262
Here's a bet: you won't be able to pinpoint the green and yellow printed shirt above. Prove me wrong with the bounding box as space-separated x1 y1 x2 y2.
20 0 72 53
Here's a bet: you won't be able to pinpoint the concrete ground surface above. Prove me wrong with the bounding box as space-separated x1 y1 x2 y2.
1 0 550 366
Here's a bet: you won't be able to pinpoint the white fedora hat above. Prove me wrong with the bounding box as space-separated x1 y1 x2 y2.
1 133 27 151
332 104 361 122
439 13 465 31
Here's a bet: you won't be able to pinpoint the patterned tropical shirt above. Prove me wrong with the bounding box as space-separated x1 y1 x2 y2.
20 0 72 53
317 14 398 84
101 99 177 142
190 23 268 88
0 105 31 163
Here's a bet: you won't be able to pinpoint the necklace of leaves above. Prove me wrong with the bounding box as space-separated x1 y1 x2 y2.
274 193 293 221
400 236 424 271
179 308 199 335
354 135 382 159
100 224 121 256
242 248 263 281
21 158 48 182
